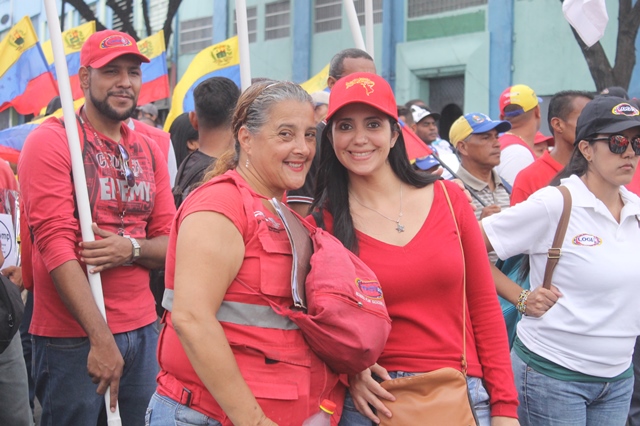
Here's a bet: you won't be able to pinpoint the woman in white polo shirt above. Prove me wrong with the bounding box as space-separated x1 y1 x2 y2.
481 95 640 426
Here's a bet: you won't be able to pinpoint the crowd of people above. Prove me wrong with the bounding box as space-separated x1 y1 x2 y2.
2 28 640 426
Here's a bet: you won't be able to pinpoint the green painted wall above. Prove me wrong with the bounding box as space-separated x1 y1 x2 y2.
510 0 619 97
406 10 485 42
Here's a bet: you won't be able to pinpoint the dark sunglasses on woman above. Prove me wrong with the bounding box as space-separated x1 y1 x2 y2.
589 134 640 156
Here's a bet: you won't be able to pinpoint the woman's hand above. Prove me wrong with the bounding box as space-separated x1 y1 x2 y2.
491 416 520 426
348 364 395 424
525 284 562 317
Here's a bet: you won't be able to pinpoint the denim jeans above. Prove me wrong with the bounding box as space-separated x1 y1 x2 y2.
33 322 159 426
20 290 35 411
146 392 222 426
338 371 491 426
0 332 33 426
512 351 634 426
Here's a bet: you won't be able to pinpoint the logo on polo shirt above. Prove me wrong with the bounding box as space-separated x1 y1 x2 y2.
612 103 640 116
572 234 602 246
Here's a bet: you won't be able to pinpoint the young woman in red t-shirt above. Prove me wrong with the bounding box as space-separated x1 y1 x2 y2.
310 73 519 426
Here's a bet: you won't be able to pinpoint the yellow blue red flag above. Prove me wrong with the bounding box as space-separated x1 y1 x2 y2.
300 64 329 94
137 30 170 105
0 16 58 115
42 21 95 100
164 36 240 131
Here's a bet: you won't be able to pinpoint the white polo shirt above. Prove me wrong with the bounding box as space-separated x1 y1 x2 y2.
483 174 640 378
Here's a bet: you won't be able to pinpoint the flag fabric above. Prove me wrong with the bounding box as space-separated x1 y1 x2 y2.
164 36 241 131
300 64 330 94
0 98 85 163
400 121 433 161
137 30 170 105
562 0 608 47
0 16 59 115
42 21 95 101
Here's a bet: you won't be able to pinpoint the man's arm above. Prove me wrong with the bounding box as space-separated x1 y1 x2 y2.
79 224 168 273
50 260 123 413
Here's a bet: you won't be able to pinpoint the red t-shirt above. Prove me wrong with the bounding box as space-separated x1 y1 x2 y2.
313 181 518 418
511 151 563 205
18 115 176 337
132 118 171 163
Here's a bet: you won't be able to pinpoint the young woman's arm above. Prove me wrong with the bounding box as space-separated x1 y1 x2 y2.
171 211 276 426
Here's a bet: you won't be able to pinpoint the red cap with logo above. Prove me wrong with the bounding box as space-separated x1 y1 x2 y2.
80 30 149 69
326 72 397 122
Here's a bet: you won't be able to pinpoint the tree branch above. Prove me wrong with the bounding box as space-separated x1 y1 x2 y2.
105 0 139 40
163 0 183 50
569 26 614 91
141 0 152 37
64 0 107 31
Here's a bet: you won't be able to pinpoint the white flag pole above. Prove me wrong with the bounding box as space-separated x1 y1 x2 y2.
344 0 366 51
364 0 374 59
235 0 252 91
42 1 121 424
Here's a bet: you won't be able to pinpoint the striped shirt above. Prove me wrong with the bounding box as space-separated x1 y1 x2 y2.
456 165 511 263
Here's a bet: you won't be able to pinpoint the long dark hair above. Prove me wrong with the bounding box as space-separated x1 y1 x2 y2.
311 118 438 253
549 140 593 186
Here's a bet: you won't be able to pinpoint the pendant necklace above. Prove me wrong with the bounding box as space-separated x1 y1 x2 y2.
351 184 405 233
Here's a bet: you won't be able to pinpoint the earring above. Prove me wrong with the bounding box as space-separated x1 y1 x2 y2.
245 158 250 168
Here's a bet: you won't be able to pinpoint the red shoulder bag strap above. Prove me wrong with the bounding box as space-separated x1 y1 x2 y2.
542 186 572 290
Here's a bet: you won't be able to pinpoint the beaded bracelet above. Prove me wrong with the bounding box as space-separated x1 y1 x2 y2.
516 290 531 315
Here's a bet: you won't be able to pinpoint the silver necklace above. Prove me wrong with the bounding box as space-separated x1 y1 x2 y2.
351 185 404 233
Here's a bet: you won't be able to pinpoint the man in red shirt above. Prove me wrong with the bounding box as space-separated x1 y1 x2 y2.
495 84 542 186
511 91 593 205
18 30 175 425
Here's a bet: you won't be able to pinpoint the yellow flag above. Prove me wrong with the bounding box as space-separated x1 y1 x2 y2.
42 21 96 65
0 16 40 78
300 64 330 94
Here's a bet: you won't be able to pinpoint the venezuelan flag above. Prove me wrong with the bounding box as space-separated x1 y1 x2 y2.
300 64 329 94
0 98 85 163
42 21 96 101
0 16 58 116
164 36 240 131
137 30 170 105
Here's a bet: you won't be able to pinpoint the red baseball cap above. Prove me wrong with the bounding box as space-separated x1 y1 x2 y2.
326 72 397 122
534 131 554 147
80 30 149 69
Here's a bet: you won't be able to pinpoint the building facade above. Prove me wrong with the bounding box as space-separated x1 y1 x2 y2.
1 0 638 136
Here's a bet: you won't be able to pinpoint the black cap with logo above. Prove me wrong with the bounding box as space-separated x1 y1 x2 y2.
575 95 640 144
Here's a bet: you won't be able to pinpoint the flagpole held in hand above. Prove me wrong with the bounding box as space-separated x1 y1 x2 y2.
42 1 122 424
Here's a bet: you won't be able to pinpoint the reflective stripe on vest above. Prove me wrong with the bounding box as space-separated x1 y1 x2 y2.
162 289 299 330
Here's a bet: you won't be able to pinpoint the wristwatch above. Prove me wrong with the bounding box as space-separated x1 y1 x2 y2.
125 236 141 263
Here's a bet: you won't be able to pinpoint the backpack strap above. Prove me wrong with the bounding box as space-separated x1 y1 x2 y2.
542 186 572 290
500 176 513 195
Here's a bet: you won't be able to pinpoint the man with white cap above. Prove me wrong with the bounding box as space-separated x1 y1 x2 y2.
411 104 460 179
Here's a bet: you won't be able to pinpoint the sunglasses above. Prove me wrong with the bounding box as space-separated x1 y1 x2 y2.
117 144 136 187
589 134 640 156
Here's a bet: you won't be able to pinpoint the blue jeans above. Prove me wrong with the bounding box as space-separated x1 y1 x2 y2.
20 290 35 412
33 323 159 426
338 372 491 426
512 351 634 426
146 392 222 425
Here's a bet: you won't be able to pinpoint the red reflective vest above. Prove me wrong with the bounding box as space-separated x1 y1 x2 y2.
156 172 345 425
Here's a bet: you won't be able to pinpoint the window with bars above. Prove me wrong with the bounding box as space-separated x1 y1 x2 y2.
408 0 487 18
354 0 383 25
110 0 133 32
233 6 258 43
265 1 290 40
179 17 213 55
315 0 341 33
